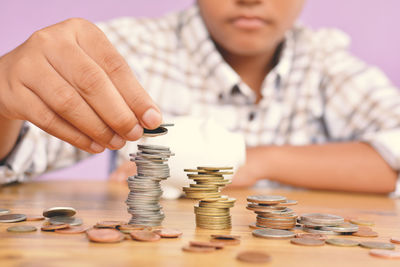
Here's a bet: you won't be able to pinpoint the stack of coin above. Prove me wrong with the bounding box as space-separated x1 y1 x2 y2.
298 213 358 235
246 195 298 230
183 167 235 230
126 124 174 227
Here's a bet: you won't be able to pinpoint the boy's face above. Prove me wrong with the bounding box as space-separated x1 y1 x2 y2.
198 0 305 56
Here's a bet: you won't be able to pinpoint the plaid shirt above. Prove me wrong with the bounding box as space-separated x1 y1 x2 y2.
2 5 400 193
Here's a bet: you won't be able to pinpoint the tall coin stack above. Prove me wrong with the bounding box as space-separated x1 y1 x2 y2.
183 167 235 230
126 124 174 227
246 195 298 230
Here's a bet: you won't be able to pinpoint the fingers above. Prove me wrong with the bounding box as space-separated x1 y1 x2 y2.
76 24 163 129
109 161 137 182
16 84 105 154
22 56 125 150
44 40 143 142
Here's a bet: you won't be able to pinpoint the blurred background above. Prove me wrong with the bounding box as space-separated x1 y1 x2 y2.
1 0 399 181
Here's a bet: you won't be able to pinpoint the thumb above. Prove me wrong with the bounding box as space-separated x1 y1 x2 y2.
109 161 137 183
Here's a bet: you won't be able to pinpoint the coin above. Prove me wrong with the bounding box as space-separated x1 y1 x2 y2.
359 241 395 250
182 245 216 253
130 230 161 242
0 208 10 215
87 228 124 243
295 233 327 241
117 224 152 233
210 238 240 245
249 222 265 229
0 213 27 223
352 228 378 237
41 223 70 231
55 226 88 234
49 216 83 226
189 241 224 249
143 126 168 137
252 228 296 239
95 221 126 228
349 219 374 226
290 237 325 246
369 249 400 259
326 238 360 247
247 195 286 204
26 215 45 221
7 225 37 233
153 228 182 238
236 251 271 264
43 207 76 218
303 228 340 235
197 167 233 171
320 222 358 233
211 234 240 240
300 213 344 226
390 237 400 244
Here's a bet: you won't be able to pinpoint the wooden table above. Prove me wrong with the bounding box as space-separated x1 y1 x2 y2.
0 180 399 267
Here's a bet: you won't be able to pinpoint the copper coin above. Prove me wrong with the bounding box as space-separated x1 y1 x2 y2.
182 245 216 253
95 221 126 228
295 233 327 241
26 215 45 221
86 228 124 243
352 229 379 237
210 238 240 245
41 223 70 231
153 228 182 238
236 251 271 263
130 230 161 242
369 249 400 259
211 234 241 240
55 226 88 234
117 224 152 231
249 222 265 229
390 237 400 244
189 240 224 249
290 237 325 246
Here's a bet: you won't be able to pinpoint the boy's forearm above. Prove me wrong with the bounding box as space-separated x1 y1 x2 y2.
247 142 397 194
0 116 23 161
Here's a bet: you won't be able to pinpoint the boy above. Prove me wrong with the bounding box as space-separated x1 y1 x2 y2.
0 0 399 195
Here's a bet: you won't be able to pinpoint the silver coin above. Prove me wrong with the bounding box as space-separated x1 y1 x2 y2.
300 213 344 226
303 227 340 235
252 228 296 239
43 207 76 218
0 214 27 223
49 216 83 226
326 238 360 247
247 195 287 204
321 222 358 233
0 208 10 215
359 241 395 250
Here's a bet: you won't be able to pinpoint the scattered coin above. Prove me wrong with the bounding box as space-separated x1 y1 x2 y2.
252 228 296 239
359 241 395 250
55 226 88 234
369 249 400 259
326 238 360 247
349 219 375 226
0 214 27 223
41 223 70 231
300 213 344 226
320 222 358 233
189 241 224 249
87 228 125 243
26 215 45 221
210 238 240 245
43 207 76 218
0 208 10 215
95 221 126 228
290 237 325 246
7 225 37 233
236 251 271 264
130 230 161 242
210 234 241 240
295 233 327 241
390 237 400 244
182 245 216 253
117 224 152 233
352 228 378 237
49 216 83 226
153 228 182 238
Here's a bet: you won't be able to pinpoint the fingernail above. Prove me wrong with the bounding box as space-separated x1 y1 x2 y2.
90 141 105 153
126 124 143 140
109 134 126 149
142 108 162 129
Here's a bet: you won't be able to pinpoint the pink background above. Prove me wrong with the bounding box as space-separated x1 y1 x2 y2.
1 0 399 180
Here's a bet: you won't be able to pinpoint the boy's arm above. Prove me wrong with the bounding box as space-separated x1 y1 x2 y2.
232 143 397 193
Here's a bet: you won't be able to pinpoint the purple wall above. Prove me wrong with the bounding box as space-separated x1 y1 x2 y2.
1 0 399 180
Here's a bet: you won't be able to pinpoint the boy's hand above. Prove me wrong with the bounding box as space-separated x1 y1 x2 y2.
0 18 162 153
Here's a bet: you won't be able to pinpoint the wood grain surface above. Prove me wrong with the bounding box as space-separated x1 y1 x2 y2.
0 180 399 267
